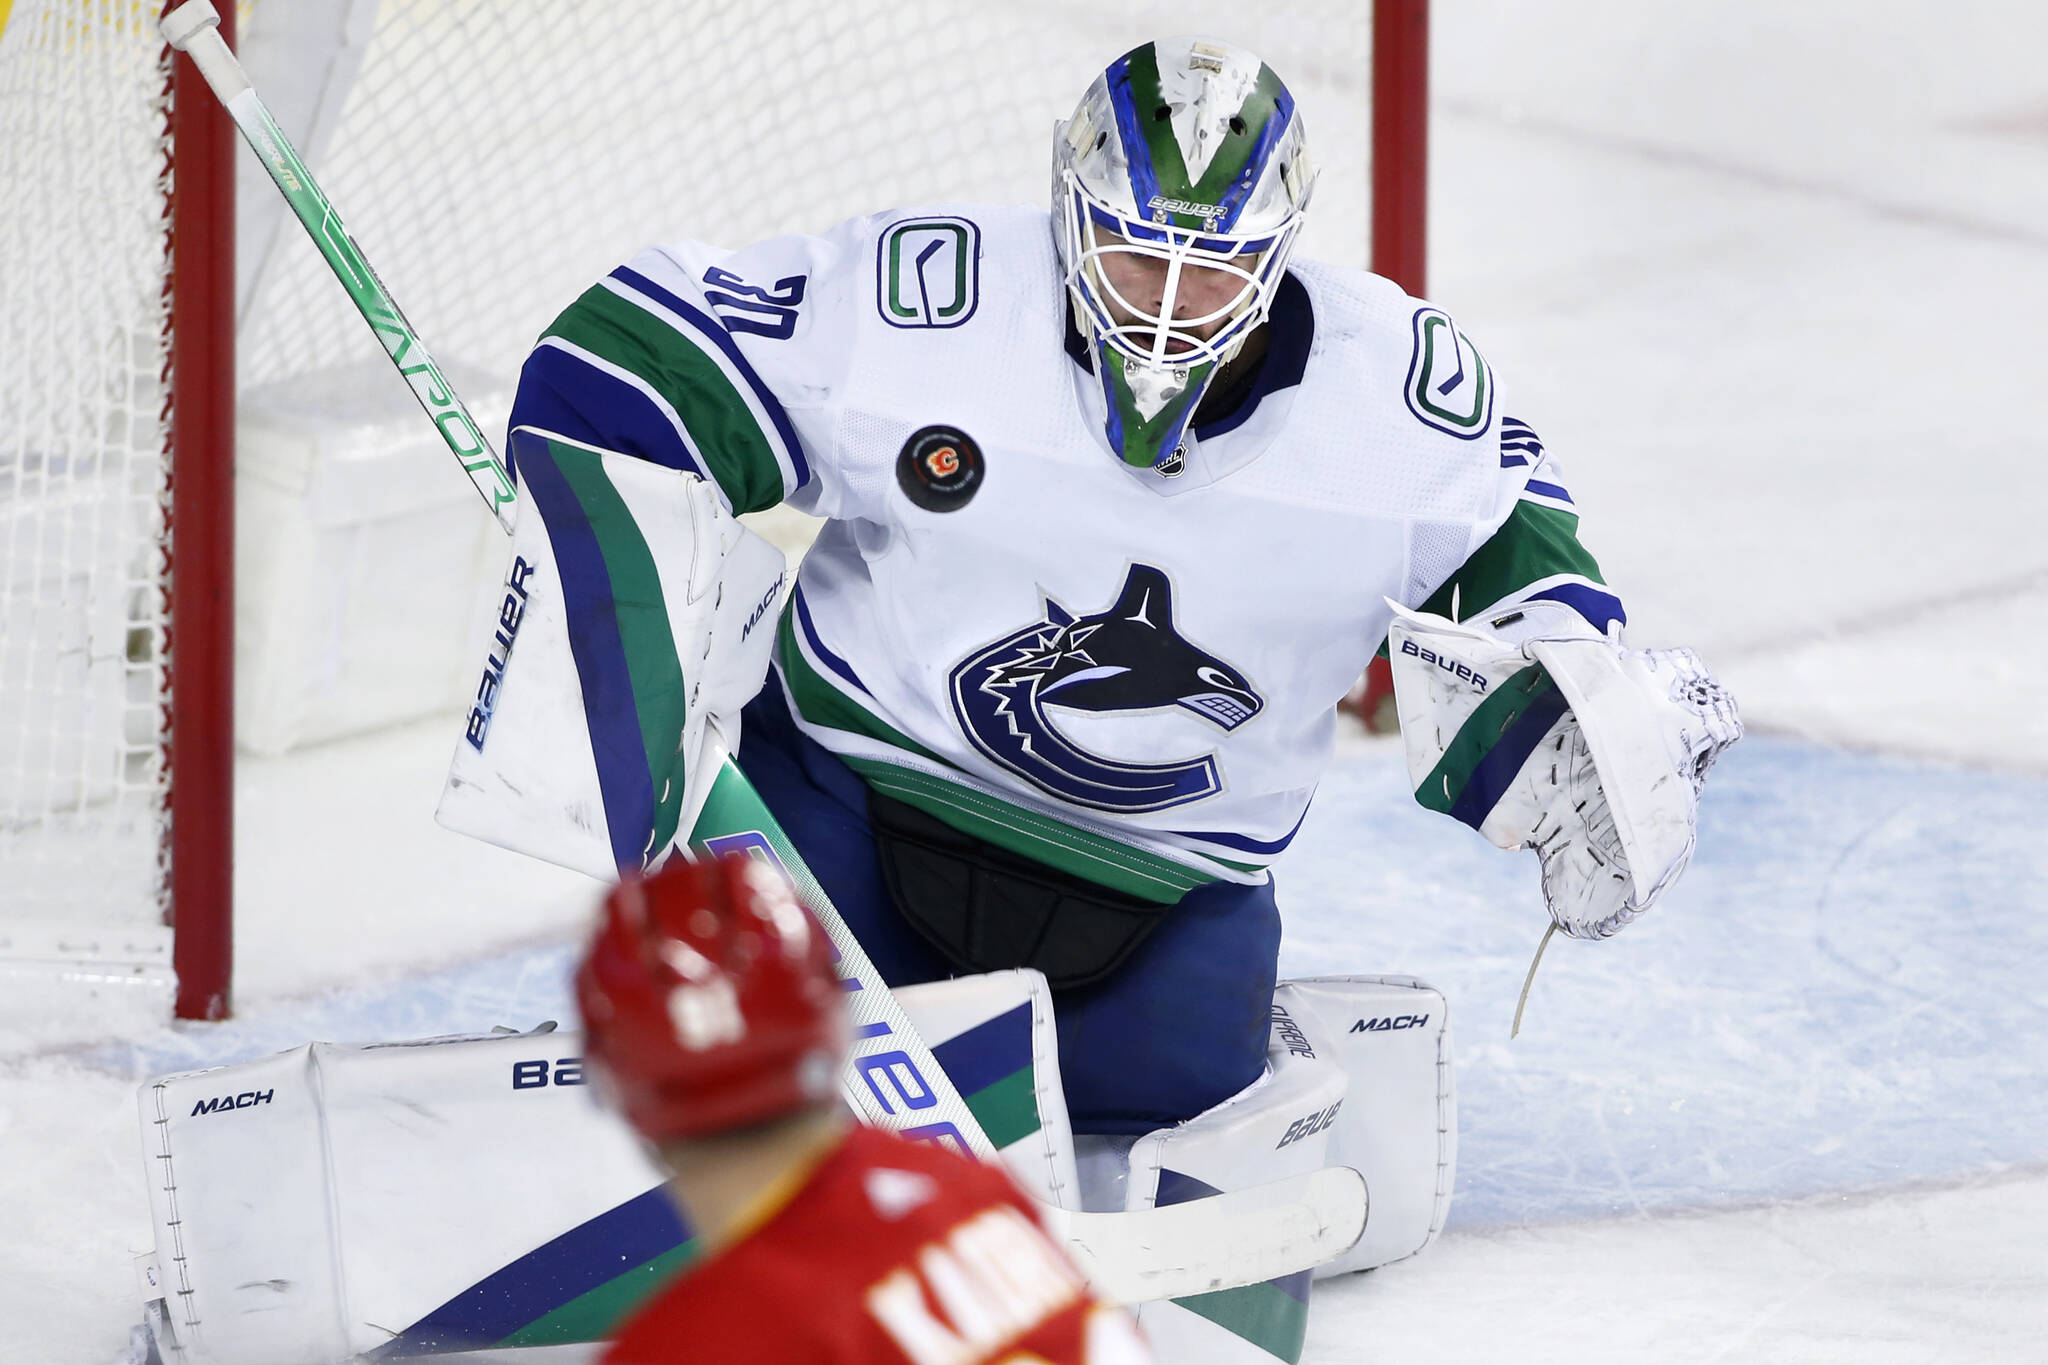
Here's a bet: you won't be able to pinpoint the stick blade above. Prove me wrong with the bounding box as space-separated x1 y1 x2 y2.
1046 1164 1369 1305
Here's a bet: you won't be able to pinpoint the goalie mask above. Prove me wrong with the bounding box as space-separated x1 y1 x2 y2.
1053 37 1316 469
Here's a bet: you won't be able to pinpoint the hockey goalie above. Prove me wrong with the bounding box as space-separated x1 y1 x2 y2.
135 31 1738 1365
436 31 1739 1361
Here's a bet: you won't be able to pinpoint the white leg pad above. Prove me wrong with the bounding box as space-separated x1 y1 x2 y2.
1281 975 1456 1275
136 1029 671 1365
1120 983 1349 1362
136 974 1075 1365
894 968 1081 1211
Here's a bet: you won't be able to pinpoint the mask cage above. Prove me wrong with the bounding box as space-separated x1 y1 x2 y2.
1057 170 1306 372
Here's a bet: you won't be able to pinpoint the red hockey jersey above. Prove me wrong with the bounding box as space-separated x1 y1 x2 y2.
604 1124 1152 1364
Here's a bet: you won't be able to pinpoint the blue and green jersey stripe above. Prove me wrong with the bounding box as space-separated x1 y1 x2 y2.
512 264 807 516
1407 499 1623 637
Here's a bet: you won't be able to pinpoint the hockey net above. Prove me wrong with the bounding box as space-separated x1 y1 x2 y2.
0 0 1409 1019
0 2 181 995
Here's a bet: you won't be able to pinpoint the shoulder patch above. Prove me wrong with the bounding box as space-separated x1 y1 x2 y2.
876 216 981 329
1404 306 1495 440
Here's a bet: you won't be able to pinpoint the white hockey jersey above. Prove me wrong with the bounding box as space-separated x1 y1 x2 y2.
510 205 1622 900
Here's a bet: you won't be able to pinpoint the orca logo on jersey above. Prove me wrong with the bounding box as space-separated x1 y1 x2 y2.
896 425 984 511
948 564 1264 814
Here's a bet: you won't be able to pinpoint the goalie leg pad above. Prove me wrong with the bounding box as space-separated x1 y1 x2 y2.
1119 984 1350 1362
1281 974 1455 1275
437 427 786 881
137 1030 676 1365
895 968 1081 1211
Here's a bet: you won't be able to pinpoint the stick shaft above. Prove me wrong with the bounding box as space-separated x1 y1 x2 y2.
160 1 517 531
690 740 998 1158
159 0 987 1158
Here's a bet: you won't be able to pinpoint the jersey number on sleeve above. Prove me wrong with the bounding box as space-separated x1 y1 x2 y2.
702 266 808 340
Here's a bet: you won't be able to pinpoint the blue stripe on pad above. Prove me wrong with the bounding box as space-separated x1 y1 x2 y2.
1156 1167 1222 1206
930 1001 1034 1096
1156 1169 1312 1304
1447 681 1571 831
377 1185 688 1354
511 433 652 872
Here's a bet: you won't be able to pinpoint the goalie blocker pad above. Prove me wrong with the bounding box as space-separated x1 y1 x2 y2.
437 427 786 881
133 972 1077 1365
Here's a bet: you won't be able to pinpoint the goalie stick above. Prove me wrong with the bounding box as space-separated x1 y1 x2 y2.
159 0 1365 1300
159 2 515 532
1052 1166 1367 1306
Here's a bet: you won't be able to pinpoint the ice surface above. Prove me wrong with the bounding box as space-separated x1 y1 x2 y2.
8 0 2048 1360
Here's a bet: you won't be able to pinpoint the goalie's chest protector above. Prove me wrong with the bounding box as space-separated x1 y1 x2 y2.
785 205 1510 859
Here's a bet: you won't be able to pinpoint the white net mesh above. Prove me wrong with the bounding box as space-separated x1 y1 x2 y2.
0 1 173 943
239 0 1373 394
0 0 1374 968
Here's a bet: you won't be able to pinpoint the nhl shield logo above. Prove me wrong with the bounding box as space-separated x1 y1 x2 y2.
948 564 1263 814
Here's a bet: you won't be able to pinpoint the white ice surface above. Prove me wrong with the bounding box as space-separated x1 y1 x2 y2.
7 0 2048 1360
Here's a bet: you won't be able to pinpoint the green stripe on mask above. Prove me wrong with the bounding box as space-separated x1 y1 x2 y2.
1104 350 1213 469
1123 45 1289 226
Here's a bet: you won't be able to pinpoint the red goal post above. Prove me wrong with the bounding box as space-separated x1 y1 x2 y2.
0 0 1425 1021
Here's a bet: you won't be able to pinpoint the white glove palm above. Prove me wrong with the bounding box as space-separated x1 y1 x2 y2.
1524 639 1741 936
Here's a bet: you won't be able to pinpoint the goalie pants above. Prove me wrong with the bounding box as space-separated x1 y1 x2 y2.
739 683 1278 1135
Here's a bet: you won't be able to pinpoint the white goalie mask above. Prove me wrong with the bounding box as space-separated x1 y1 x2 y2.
1053 37 1316 468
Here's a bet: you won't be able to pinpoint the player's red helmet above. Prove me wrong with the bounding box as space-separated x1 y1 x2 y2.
576 853 845 1141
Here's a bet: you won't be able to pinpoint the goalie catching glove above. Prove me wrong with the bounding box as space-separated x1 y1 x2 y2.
437 428 786 879
1385 601 1741 938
